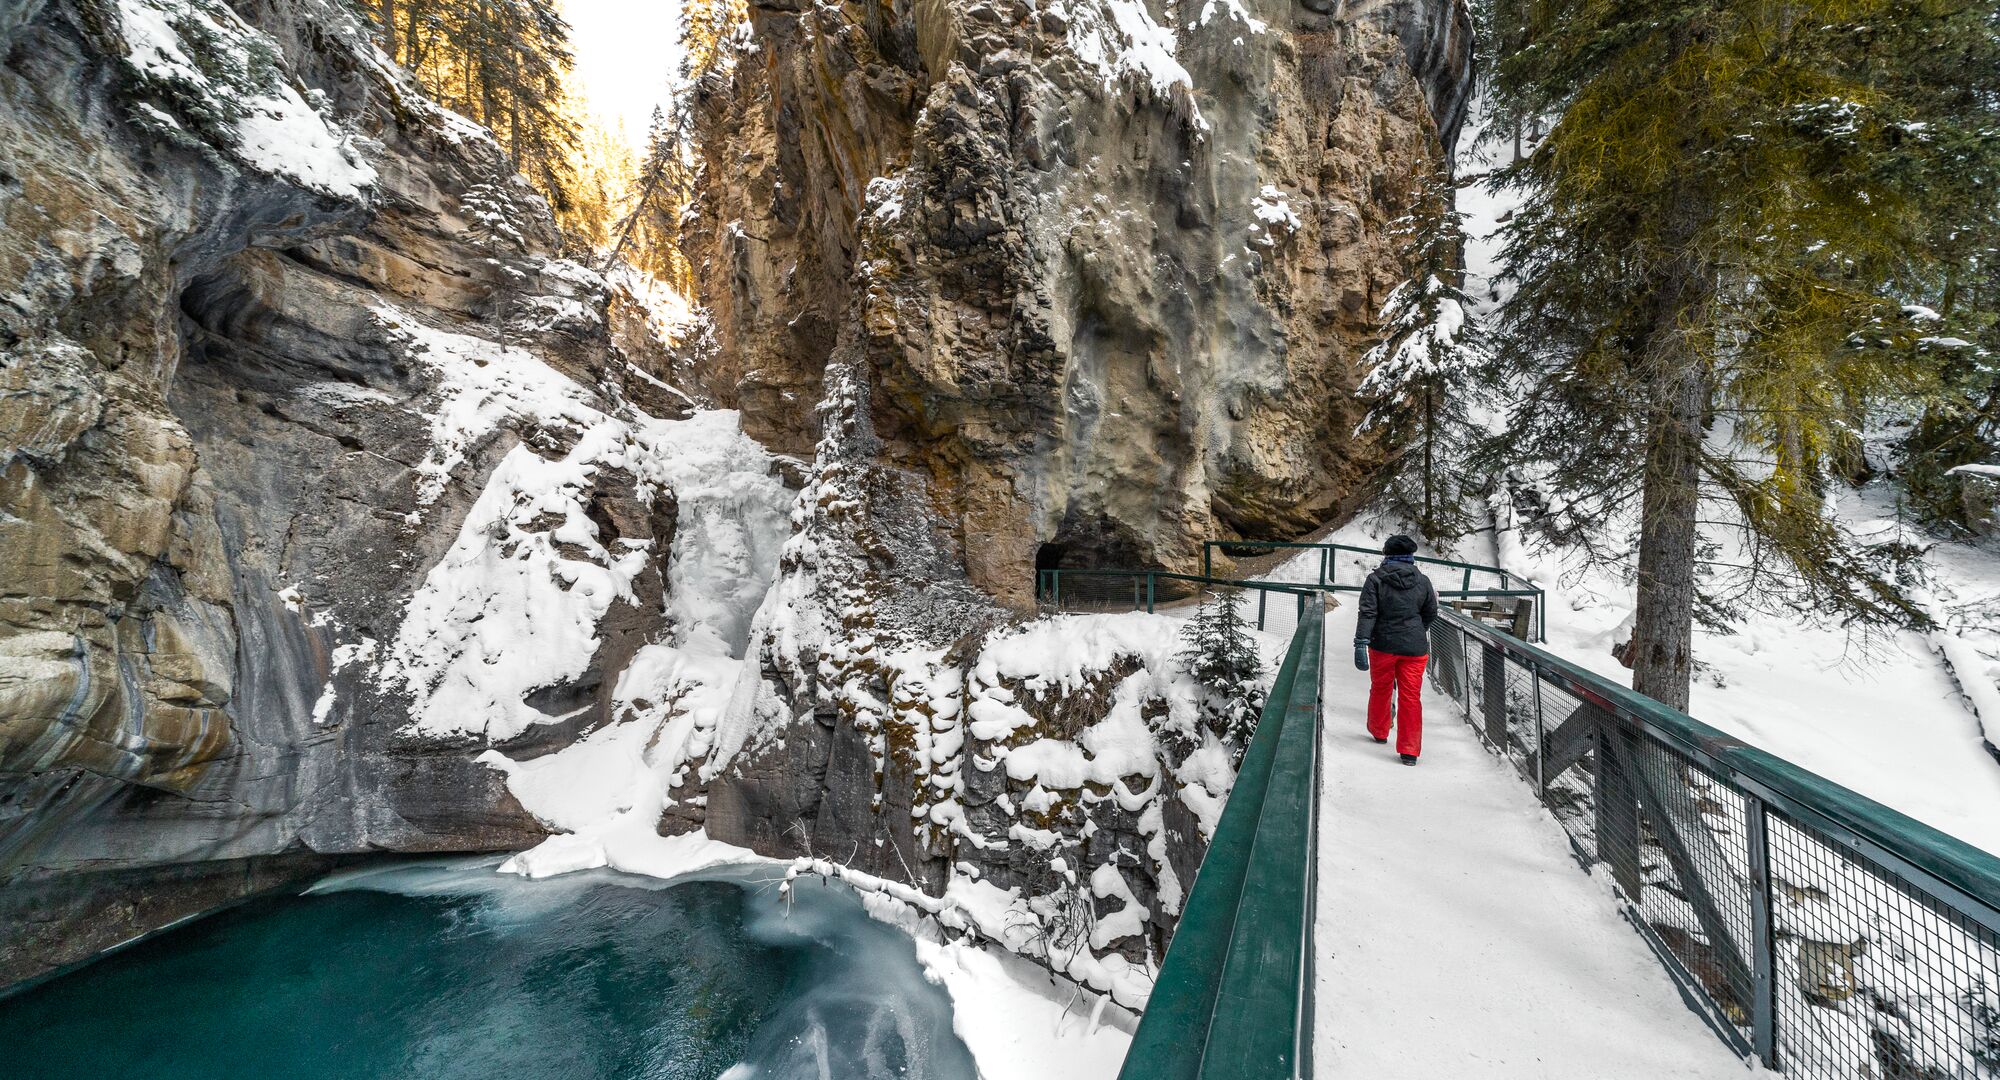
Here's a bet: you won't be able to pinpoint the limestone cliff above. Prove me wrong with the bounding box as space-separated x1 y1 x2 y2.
682 0 1473 605
668 0 1473 1006
0 0 1474 1004
0 0 701 983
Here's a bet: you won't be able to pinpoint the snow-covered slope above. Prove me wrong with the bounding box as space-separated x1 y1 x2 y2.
1296 492 2000 859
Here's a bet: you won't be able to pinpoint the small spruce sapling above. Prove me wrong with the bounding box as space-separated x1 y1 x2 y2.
1360 166 1489 546
1177 590 1267 766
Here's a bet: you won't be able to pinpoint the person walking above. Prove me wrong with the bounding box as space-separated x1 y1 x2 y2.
1352 534 1439 765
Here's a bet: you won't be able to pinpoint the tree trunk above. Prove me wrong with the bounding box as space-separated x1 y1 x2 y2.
379 0 399 63
404 1 425 70
1627 176 1713 712
1631 347 1710 712
1423 381 1436 537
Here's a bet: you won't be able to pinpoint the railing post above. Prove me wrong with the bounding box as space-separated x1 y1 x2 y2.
1320 548 1329 587
1203 543 1213 579
1594 719 1645 900
1462 566 1472 592
1146 573 1156 614
1745 795 1780 1070
1483 644 1507 746
1532 668 1547 799
1052 570 1062 609
1258 588 1268 631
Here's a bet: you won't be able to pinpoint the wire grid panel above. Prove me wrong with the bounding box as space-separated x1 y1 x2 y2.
1470 646 1543 778
1619 732 1760 1035
1425 619 1470 707
1239 587 1310 640
1524 673 1605 858
1764 813 2000 1079
1442 637 1761 1045
1430 610 2000 1076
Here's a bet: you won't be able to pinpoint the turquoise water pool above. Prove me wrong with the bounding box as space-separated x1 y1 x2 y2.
0 861 975 1080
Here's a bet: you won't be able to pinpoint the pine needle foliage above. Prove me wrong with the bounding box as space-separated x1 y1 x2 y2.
1177 590 1267 765
1361 167 1491 546
600 0 744 285
1483 0 1998 704
373 0 583 218
1884 2 2000 529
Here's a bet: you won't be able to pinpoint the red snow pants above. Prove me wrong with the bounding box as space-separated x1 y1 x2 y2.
1366 649 1428 758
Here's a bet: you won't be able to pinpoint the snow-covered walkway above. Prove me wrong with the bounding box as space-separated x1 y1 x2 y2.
1310 602 1752 1079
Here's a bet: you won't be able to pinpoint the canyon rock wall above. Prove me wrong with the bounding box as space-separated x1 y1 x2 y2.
0 0 1474 1003
673 0 1473 1005
0 0 694 983
683 0 1473 606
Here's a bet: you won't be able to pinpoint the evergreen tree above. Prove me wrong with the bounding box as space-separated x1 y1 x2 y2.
1485 0 1996 708
604 106 687 275
1360 168 1490 546
374 0 583 215
1177 591 1267 765
596 0 744 282
1885 1 2000 530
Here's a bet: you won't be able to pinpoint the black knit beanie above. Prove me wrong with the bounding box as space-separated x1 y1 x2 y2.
1383 534 1419 557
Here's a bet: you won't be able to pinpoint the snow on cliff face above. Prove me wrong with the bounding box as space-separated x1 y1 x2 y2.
1062 0 1201 114
375 302 791 743
112 0 376 198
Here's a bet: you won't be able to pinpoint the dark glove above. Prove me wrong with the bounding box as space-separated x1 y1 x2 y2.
1354 643 1370 671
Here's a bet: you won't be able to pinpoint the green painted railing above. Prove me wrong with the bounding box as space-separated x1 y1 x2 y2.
1429 608 2000 1076
1114 594 1325 1080
1045 532 2000 1078
1036 565 1544 642
1034 569 1319 633
1201 540 1547 641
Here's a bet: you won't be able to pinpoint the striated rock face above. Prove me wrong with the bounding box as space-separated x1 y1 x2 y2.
0 0 697 984
683 0 1474 606
670 0 1473 1005
0 0 1474 1004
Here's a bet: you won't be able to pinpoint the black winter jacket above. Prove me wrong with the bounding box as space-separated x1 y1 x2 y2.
1355 559 1439 657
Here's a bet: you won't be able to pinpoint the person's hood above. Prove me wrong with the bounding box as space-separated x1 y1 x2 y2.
1378 560 1425 590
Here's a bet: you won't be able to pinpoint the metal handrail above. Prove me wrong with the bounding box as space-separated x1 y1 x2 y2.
1115 595 1325 1080
1204 538 1515 581
1052 541 2000 1077
1435 606 2000 1074
1442 608 2000 934
1036 566 1546 642
1200 540 1548 641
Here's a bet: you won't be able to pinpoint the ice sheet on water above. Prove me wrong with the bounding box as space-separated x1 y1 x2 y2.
319 861 979 1080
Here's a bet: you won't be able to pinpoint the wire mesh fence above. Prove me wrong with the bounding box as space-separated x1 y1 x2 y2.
1428 611 2000 1078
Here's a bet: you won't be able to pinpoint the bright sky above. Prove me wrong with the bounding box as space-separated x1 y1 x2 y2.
561 0 685 151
